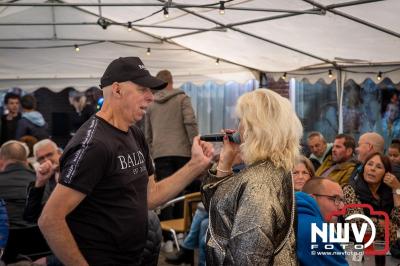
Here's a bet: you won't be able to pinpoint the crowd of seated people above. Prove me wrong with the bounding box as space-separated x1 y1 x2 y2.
304 131 400 264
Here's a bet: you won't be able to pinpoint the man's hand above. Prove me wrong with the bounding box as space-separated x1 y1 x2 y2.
191 136 214 169
35 160 57 188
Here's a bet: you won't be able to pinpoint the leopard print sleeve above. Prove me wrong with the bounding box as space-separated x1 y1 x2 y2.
391 206 400 226
342 185 365 228
342 185 399 244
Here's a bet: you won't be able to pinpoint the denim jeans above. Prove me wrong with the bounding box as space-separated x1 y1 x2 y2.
181 208 208 266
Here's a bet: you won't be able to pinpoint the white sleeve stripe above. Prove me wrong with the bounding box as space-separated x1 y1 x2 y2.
63 118 99 184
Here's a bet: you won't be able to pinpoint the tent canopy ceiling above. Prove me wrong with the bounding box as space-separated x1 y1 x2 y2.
0 0 399 91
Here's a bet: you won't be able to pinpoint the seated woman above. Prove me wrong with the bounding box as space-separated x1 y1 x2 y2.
343 152 400 244
293 156 315 191
202 89 302 265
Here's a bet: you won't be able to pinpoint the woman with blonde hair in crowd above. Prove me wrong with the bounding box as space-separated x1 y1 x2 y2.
202 89 302 265
293 156 315 191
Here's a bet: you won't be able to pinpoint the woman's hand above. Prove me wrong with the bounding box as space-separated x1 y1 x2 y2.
383 172 400 190
217 129 240 175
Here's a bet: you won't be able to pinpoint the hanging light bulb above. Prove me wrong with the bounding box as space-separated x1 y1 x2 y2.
215 58 220 65
328 69 333 78
282 72 287 80
163 7 169 18
74 44 80 52
219 1 225 15
127 22 132 32
146 48 151 56
377 71 382 81
97 17 110 30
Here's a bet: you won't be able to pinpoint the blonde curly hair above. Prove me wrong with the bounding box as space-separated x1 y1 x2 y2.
236 89 303 172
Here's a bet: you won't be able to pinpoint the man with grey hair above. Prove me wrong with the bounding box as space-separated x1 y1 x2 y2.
24 139 62 223
350 132 385 184
307 131 332 171
38 57 213 266
355 132 384 164
0 140 35 228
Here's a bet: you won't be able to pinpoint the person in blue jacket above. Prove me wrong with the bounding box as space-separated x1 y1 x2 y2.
0 198 8 262
296 177 349 266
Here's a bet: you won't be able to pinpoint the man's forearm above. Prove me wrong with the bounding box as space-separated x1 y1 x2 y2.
148 159 206 209
39 217 88 266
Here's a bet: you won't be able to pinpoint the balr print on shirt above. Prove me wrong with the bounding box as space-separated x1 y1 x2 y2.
117 151 145 170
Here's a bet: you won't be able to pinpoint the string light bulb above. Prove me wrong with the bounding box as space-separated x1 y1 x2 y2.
127 22 132 32
97 17 110 30
163 7 169 18
74 44 80 52
219 1 225 15
282 72 287 80
328 69 333 78
146 47 151 56
215 58 220 65
377 71 382 81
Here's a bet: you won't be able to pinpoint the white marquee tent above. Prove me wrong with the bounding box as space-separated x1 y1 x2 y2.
0 0 400 91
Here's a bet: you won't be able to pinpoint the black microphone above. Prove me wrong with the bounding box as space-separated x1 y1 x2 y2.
200 132 241 144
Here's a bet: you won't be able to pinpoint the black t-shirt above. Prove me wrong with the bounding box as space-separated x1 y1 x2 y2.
59 115 154 266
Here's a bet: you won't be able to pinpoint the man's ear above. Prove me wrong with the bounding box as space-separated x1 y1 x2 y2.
111 82 121 97
0 159 5 172
346 148 353 158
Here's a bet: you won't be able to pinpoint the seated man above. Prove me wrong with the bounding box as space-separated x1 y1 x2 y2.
0 140 35 228
296 177 348 266
0 141 48 263
24 139 62 223
307 131 332 171
316 134 357 186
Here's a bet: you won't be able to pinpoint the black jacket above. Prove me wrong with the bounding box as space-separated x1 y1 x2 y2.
350 172 394 215
140 211 162 266
0 162 35 228
23 177 57 223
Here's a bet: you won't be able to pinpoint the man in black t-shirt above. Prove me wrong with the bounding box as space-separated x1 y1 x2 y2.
38 57 214 266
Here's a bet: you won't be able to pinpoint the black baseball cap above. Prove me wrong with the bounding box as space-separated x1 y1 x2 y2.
100 57 167 90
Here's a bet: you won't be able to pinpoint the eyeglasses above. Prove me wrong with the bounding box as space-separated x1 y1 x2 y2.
37 151 55 164
313 194 344 206
358 142 371 148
